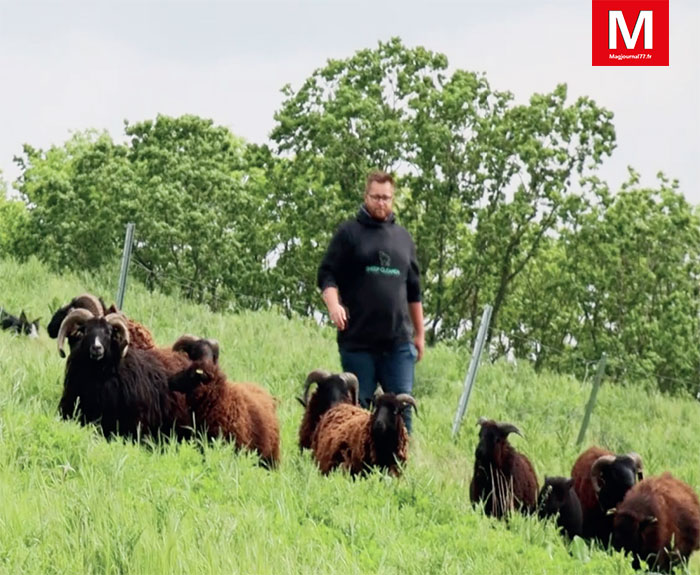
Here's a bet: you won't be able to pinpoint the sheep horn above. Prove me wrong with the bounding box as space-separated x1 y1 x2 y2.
172 334 198 352
302 369 332 406
623 452 644 481
57 308 95 358
105 312 130 358
395 394 418 416
591 454 616 494
497 422 523 438
204 339 220 363
338 372 359 405
72 293 106 316
477 416 490 426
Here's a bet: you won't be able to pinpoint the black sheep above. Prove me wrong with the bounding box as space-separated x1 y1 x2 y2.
297 369 358 451
537 476 583 539
57 309 179 440
469 417 539 518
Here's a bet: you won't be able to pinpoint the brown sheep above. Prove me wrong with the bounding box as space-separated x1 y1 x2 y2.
169 359 280 469
469 418 538 518
297 369 358 451
571 446 644 543
311 393 417 477
612 472 700 572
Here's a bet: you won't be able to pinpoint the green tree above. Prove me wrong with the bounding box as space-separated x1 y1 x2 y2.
125 115 272 309
502 173 700 394
12 131 134 270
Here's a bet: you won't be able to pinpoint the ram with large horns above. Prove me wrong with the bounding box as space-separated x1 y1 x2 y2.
310 392 417 477
57 308 184 440
297 369 359 451
48 293 159 350
571 445 644 544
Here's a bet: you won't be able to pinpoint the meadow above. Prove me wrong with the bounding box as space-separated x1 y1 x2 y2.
1 257 698 574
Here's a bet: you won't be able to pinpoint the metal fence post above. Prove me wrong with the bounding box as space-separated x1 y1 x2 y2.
576 353 607 447
115 223 135 310
452 305 493 439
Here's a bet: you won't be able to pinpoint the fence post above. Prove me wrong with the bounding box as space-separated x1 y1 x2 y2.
452 305 493 439
115 223 135 310
576 353 607 447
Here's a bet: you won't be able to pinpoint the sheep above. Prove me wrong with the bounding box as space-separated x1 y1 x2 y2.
310 392 417 477
56 308 180 440
469 418 538 518
571 446 644 543
172 334 220 364
537 476 583 539
48 293 158 349
612 472 700 572
1 308 40 337
168 359 280 469
297 369 358 451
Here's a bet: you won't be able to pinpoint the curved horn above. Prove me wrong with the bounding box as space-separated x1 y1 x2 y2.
624 452 644 480
591 454 616 494
57 308 95 358
497 422 523 438
72 293 106 316
105 312 130 357
303 369 332 406
172 334 198 352
395 393 418 416
203 338 220 363
338 372 359 405
477 416 490 426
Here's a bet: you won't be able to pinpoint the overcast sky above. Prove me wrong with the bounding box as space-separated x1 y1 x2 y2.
1 0 698 204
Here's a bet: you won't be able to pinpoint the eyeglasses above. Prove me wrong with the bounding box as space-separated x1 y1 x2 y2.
367 194 393 203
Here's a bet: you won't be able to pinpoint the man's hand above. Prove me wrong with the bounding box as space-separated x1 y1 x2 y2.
322 287 347 331
413 332 425 362
328 303 348 331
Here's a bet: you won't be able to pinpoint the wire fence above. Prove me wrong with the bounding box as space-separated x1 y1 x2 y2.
120 241 700 396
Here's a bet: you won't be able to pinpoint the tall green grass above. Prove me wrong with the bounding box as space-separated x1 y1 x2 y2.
1 257 698 574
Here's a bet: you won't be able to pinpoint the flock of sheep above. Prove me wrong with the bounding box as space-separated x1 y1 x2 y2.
469 418 700 572
4 292 699 572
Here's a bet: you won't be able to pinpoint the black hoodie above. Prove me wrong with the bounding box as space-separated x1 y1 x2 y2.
317 206 421 352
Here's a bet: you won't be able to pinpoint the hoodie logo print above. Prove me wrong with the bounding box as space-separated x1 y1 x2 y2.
366 250 400 277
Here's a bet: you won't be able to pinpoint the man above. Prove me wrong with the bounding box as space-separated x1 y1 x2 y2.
317 170 424 433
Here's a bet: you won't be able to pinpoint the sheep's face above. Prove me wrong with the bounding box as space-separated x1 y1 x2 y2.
71 319 126 362
538 477 574 518
474 419 522 466
316 376 356 410
371 394 405 436
173 336 220 364
596 456 643 511
169 361 217 393
612 505 659 559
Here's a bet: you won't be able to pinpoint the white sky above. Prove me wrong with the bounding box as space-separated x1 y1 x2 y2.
1 0 698 204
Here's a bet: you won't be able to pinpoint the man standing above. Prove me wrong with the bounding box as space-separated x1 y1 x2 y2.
317 170 424 433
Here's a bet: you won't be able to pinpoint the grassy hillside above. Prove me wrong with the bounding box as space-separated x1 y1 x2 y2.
1 257 698 574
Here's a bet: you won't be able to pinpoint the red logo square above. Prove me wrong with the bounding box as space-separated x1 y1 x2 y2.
592 0 669 66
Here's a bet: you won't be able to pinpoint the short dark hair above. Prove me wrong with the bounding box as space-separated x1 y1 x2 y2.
365 170 395 194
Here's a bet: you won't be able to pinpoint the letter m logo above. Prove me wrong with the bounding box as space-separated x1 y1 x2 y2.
592 0 669 66
609 10 652 49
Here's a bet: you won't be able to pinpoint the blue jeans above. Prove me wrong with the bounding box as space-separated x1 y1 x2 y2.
339 342 417 433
